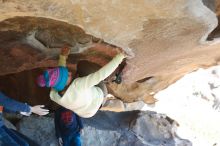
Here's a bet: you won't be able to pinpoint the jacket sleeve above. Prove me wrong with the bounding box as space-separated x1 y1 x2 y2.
75 53 125 89
76 114 83 129
54 110 61 138
3 107 16 113
58 55 67 67
0 92 30 113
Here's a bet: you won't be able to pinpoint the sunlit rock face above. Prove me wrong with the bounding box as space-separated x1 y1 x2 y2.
0 0 220 103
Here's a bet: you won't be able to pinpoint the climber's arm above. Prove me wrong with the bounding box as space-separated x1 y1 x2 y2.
75 53 125 89
58 46 70 67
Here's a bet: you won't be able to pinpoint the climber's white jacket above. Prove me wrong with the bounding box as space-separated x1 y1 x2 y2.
50 53 125 118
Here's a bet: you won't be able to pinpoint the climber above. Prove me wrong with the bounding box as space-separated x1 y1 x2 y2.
0 91 49 146
37 46 127 118
54 106 83 146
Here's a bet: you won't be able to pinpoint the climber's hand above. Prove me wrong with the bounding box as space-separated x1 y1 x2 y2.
115 47 123 54
115 48 133 59
61 46 71 56
58 137 63 146
30 105 49 116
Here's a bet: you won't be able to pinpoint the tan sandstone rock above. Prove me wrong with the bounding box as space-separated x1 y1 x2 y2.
0 0 219 104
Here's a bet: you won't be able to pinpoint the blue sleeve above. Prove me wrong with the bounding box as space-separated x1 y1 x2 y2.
76 114 83 129
54 110 61 138
0 92 30 113
3 107 16 113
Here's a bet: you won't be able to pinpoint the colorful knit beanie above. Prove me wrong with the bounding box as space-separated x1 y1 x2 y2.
37 67 68 91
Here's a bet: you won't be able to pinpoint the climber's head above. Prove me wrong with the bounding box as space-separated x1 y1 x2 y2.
37 67 72 91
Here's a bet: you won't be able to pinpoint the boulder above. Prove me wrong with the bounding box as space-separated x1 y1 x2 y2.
17 111 191 146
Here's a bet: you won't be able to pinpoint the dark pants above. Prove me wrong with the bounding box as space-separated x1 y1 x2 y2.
62 133 81 146
0 125 29 146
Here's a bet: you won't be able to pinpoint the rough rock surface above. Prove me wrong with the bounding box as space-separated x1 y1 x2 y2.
0 0 220 103
17 111 191 146
2 117 16 130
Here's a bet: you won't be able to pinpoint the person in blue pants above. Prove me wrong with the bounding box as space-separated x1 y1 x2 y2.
54 106 83 146
0 91 49 146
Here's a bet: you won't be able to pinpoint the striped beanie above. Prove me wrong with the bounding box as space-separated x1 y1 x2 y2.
37 67 68 91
